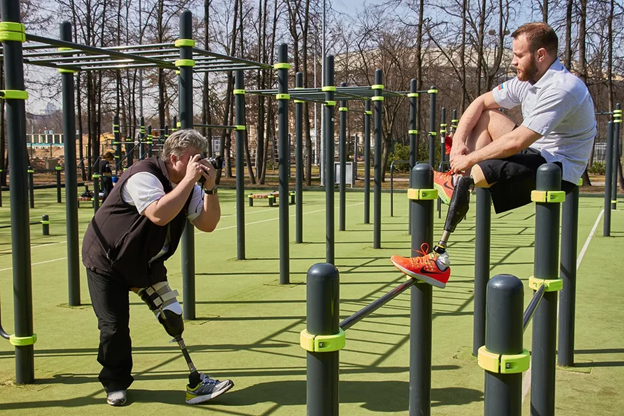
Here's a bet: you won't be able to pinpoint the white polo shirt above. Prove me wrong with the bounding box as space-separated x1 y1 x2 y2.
492 59 596 184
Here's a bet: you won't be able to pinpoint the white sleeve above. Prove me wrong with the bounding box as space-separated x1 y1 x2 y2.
491 78 523 109
122 172 166 214
187 185 204 221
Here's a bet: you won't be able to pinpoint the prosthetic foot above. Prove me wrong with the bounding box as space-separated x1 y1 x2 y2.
139 282 201 388
433 176 474 256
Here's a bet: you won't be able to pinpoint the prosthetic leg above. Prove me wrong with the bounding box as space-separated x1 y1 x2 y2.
139 282 202 388
433 176 474 257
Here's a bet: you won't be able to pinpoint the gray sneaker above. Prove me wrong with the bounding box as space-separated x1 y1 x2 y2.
185 373 234 405
106 390 127 406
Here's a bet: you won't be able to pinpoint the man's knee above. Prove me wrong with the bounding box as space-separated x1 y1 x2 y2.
471 165 493 188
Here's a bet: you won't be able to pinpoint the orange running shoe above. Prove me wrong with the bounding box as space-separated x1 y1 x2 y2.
390 243 450 288
434 170 454 205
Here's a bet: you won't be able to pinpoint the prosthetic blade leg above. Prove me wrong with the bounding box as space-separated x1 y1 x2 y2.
434 176 474 254
139 282 201 387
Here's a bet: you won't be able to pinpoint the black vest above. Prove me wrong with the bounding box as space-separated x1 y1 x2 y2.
82 157 191 287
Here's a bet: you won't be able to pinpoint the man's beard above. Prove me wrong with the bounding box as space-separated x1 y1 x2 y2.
516 56 539 82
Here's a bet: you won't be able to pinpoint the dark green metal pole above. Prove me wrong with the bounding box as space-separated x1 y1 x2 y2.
27 166 34 208
439 107 446 167
92 172 100 214
235 70 246 260
295 72 304 244
428 87 437 167
41 214 49 236
339 82 347 232
305 263 340 416
364 100 371 224
611 103 620 210
147 125 153 158
138 116 145 160
373 70 383 249
114 115 121 170
277 43 290 284
409 164 434 416
60 22 81 308
604 122 613 237
324 55 335 264
473 187 491 356
56 164 62 203
2 0 35 383
179 10 196 320
483 274 524 416
558 181 579 367
531 163 562 416
408 79 418 235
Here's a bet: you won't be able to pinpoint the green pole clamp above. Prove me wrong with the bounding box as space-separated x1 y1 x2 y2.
140 127 145 134
27 169 34 173
407 188 438 200
41 220 50 225
58 69 77 74
177 122 181 128
407 93 419 98
233 89 246 95
371 84 384 90
440 123 447 127
276 93 290 100
428 131 437 136
174 39 196 47
529 276 563 292
175 70 180 75
294 100 304 104
9 333 37 347
339 107 348 112
611 200 617 204
325 100 336 107
0 22 26 42
440 130 447 134
428 89 438 94
365 111 372 115
478 346 530 374
274 63 291 70
235 125 246 131
452 119 459 123
578 178 583 186
531 190 565 203
300 329 346 353
58 47 73 52
613 109 621 123
322 86 336 92
409 130 418 135
55 166 63 171
371 96 384 102
92 174 100 179
0 90 28 100
175 59 195 67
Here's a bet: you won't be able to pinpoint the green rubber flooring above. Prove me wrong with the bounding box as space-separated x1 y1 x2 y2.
0 187 623 415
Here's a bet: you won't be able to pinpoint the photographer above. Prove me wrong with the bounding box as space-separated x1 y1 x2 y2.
82 129 232 406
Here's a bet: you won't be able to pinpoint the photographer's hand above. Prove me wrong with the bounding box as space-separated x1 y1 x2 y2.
199 158 217 191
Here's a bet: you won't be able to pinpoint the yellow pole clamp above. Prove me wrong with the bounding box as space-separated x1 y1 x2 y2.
9 333 37 347
300 329 346 353
27 169 34 173
578 178 583 186
276 94 290 100
529 276 563 292
409 130 418 135
294 100 304 104
531 190 565 203
233 89 246 95
55 166 63 171
174 39 195 47
478 346 530 374
407 188 438 200
365 111 372 115
0 22 25 42
371 84 384 90
175 59 195 67
0 90 28 100
339 107 348 112
235 125 246 131
371 96 384 102
274 63 291 70
452 119 459 123
407 93 419 98
92 174 100 179
428 131 437 136
325 101 336 107
58 68 77 74
41 220 50 225
614 109 622 123
322 86 336 92
428 89 438 94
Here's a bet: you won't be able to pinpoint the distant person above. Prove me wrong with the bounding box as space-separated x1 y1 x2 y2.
391 22 596 288
99 152 115 202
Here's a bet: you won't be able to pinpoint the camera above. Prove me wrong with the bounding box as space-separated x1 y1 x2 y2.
198 156 222 185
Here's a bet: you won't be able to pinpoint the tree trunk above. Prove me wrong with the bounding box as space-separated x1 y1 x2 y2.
578 0 591 186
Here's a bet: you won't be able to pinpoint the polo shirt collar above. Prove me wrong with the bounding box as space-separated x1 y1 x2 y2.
533 58 564 89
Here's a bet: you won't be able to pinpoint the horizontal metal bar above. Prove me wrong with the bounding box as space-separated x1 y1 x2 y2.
192 46 272 69
194 124 237 129
340 279 416 331
523 283 546 332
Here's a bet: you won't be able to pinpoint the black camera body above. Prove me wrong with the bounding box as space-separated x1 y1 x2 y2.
198 156 222 185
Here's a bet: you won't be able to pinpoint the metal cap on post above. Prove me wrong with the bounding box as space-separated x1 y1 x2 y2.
373 70 383 249
304 263 340 416
41 214 50 236
276 43 290 284
324 55 335 264
409 163 435 416
481 274 525 416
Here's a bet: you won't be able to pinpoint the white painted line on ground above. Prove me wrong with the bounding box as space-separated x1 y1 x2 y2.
0 257 67 273
522 208 604 403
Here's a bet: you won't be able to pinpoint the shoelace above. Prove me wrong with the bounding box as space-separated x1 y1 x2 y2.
410 243 435 267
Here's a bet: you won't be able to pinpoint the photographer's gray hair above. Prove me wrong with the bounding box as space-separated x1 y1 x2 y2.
162 129 209 160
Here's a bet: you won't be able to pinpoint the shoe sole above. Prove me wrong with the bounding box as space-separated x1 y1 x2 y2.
107 398 126 406
392 262 447 289
433 182 452 205
186 381 234 405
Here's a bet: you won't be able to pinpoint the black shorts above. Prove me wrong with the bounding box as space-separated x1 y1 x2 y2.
476 147 577 213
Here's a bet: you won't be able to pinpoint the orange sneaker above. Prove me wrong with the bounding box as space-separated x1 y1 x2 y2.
434 170 454 205
390 243 450 288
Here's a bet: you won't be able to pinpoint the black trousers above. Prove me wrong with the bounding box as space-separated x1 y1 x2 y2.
87 269 134 392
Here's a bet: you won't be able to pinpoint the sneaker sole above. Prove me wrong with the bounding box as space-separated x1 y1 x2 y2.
106 398 126 406
186 381 234 405
392 262 447 289
433 182 452 205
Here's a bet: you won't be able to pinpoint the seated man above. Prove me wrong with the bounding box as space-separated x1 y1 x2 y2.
391 22 596 288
